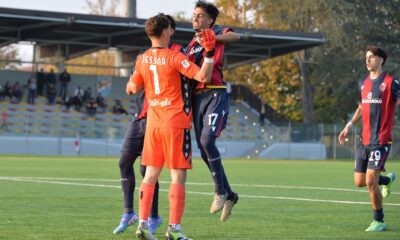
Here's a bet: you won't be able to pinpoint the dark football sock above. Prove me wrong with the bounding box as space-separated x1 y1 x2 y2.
119 151 139 212
373 208 384 222
221 166 234 198
200 134 225 195
150 181 159 218
378 175 390 185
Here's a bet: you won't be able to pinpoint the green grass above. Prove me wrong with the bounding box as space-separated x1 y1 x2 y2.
0 156 399 240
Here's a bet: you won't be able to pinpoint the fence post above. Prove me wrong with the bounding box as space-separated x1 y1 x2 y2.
320 123 324 159
333 124 337 160
57 111 62 155
25 111 29 154
288 121 291 159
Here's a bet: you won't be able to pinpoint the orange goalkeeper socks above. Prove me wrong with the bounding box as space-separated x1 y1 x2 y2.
169 183 186 224
138 182 155 221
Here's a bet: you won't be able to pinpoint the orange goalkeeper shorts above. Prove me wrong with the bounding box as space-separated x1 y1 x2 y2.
142 127 192 169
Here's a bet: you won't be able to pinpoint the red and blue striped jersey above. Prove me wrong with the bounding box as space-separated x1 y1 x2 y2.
359 72 400 145
184 25 233 89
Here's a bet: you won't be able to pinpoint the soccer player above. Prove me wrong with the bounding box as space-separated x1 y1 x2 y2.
184 0 240 221
127 15 216 240
338 46 397 232
112 88 148 235
113 14 182 235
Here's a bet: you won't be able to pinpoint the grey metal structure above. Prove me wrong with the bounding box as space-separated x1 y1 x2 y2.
0 7 324 68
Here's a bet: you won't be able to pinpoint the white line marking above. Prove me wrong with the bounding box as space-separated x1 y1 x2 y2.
1 176 398 195
1 176 399 206
0 177 120 189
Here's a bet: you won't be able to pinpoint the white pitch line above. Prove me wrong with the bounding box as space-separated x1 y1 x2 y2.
1 176 399 195
1 176 400 207
0 177 120 189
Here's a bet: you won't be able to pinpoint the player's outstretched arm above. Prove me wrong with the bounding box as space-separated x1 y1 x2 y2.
193 29 216 83
338 105 362 145
215 31 240 44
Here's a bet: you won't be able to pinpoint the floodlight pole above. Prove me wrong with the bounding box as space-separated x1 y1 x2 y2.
116 0 137 76
122 0 137 18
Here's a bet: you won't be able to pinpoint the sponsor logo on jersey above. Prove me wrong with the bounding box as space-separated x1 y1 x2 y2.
181 59 190 68
188 46 203 56
362 92 382 104
148 98 172 107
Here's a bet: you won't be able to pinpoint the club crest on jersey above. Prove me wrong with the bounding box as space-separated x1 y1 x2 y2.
181 59 190 68
379 82 386 91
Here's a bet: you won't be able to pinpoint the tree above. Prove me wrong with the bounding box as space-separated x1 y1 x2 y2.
313 0 400 123
243 0 355 123
85 0 120 16
0 46 18 70
216 0 327 122
216 0 400 123
225 54 303 121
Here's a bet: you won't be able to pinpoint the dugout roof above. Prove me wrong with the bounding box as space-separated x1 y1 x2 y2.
0 7 325 68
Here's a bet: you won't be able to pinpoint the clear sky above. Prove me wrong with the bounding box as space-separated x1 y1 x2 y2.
0 0 201 19
0 0 210 60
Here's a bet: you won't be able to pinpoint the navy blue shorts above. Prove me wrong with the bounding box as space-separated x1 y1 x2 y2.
192 89 229 143
354 144 391 173
121 118 146 154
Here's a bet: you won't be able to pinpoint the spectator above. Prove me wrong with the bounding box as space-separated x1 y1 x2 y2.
85 97 98 116
0 111 9 131
112 100 128 115
47 83 56 105
96 93 107 113
3 82 12 100
259 103 266 127
72 86 84 111
83 86 92 103
12 82 22 102
63 93 72 111
46 68 57 91
74 85 84 98
27 76 37 104
59 68 71 99
36 68 46 96
0 83 3 101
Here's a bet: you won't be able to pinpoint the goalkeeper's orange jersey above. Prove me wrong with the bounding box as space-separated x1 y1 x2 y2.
130 47 200 128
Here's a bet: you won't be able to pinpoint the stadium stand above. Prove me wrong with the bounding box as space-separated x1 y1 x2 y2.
0 67 306 158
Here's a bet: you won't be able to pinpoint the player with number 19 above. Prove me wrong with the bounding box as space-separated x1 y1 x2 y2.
338 46 398 232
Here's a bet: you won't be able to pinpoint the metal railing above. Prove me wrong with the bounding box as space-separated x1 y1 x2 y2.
0 59 132 77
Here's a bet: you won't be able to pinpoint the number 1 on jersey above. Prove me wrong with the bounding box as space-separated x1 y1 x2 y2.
150 65 160 94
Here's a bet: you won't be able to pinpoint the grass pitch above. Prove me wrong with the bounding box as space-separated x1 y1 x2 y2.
0 156 399 239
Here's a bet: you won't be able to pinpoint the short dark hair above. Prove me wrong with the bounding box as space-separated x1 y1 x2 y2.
157 13 176 30
195 0 219 26
366 46 387 66
144 15 170 37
